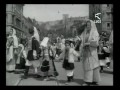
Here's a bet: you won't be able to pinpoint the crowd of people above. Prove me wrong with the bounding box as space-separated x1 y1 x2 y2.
6 19 113 86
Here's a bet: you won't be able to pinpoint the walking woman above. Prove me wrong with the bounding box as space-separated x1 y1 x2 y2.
22 27 41 79
80 20 101 86
6 28 18 72
40 37 58 80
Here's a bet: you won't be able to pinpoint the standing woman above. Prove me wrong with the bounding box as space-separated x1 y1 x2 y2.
15 44 27 74
80 20 101 86
6 28 18 72
23 27 41 79
98 41 106 73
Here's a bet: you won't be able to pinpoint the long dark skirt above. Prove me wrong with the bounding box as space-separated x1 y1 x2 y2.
39 58 57 77
15 57 26 70
56 48 62 56
98 54 105 60
63 59 74 70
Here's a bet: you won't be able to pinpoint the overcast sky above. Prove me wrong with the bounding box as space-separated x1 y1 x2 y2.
23 4 89 22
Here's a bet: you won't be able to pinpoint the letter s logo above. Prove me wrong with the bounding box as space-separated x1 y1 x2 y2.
95 13 101 20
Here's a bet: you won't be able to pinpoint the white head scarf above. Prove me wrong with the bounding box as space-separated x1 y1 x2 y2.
18 44 24 53
12 28 18 48
33 26 40 42
40 37 49 47
88 20 99 43
80 20 99 44
16 44 26 64
79 20 99 56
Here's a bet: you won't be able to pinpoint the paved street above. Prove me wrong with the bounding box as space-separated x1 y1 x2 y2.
6 61 113 86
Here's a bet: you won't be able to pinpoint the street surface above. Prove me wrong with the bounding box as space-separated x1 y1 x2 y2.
6 61 113 86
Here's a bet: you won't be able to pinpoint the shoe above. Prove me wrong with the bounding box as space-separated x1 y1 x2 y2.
82 82 91 86
21 75 28 79
34 74 42 78
91 82 99 86
71 78 74 82
70 76 74 82
43 77 50 81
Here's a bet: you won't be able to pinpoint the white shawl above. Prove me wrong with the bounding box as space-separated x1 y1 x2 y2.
16 44 24 64
12 28 18 48
33 27 40 42
79 20 99 56
32 27 40 57
6 28 18 62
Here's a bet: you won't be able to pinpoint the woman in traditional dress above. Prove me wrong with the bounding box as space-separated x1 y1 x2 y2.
98 41 106 73
57 40 79 84
74 36 82 62
79 20 101 86
15 43 27 74
40 37 58 80
6 28 18 72
56 37 62 56
22 27 41 79
103 41 111 68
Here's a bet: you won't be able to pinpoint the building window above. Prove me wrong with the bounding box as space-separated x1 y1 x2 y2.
16 18 21 28
107 22 110 29
107 23 110 27
107 13 110 18
16 4 21 12
12 15 14 24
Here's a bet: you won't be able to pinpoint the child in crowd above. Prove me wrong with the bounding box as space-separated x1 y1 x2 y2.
57 40 79 84
15 43 27 74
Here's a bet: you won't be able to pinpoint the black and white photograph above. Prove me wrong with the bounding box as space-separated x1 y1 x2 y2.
6 4 113 86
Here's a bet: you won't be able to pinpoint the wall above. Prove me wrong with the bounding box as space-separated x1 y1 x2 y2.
6 4 25 39
101 4 113 32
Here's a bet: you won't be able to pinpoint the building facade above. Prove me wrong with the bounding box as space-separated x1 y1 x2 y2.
89 4 102 32
6 4 24 39
89 4 113 33
101 4 113 32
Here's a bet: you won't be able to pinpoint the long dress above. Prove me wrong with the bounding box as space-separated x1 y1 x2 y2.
98 46 106 66
15 44 26 72
26 37 41 69
82 32 101 83
39 47 55 77
6 37 16 71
